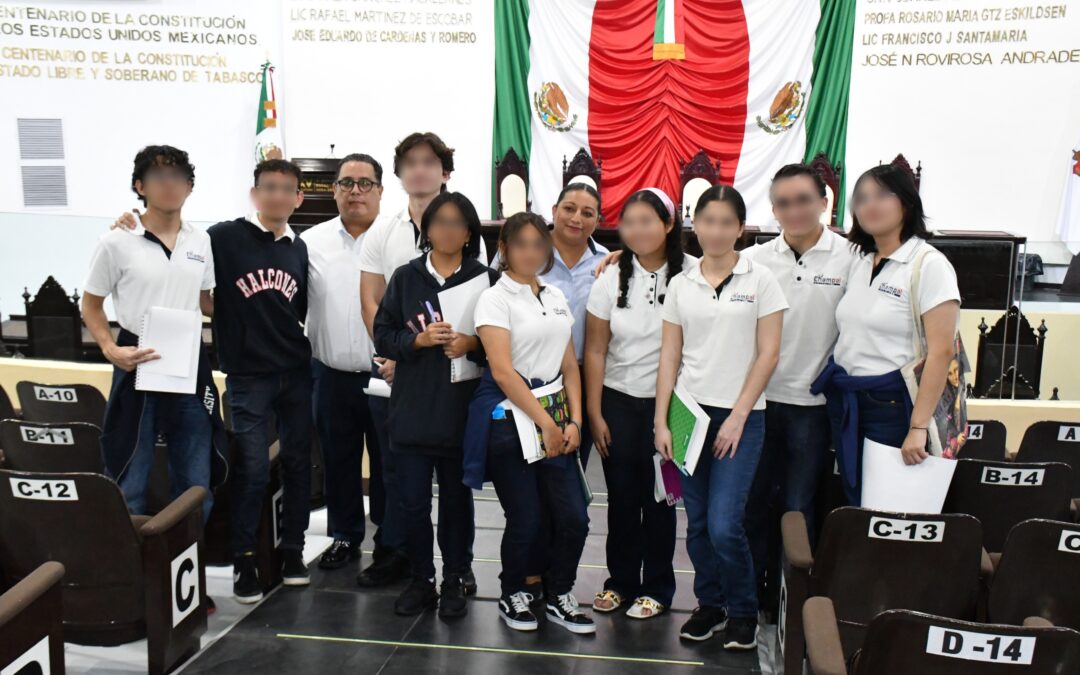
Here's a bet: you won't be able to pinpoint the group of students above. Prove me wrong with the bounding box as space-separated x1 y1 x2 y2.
83 131 960 651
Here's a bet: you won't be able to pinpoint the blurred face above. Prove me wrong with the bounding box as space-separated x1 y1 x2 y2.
692 199 743 257
771 175 826 237
250 171 304 222
619 201 670 259
398 142 448 197
851 177 904 238
135 161 192 212
948 359 960 387
334 161 382 224
502 224 551 278
426 202 470 256
551 189 599 246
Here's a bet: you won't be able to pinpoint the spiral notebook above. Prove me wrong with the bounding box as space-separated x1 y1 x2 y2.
134 307 202 394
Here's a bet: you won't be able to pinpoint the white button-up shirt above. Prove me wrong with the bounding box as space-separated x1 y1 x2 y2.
742 227 857 406
360 207 488 284
300 216 373 372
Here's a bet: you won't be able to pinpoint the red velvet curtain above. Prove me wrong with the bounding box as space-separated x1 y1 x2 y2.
587 0 750 225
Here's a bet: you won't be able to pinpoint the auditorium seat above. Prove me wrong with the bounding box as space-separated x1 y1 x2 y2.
959 419 1009 462
0 561 65 675
0 419 105 473
943 459 1073 553
0 470 207 675
0 385 15 422
988 519 1080 632
804 598 1080 674
777 507 984 675
16 381 106 427
1016 420 1080 497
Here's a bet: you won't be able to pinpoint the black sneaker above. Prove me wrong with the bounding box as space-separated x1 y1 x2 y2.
499 591 538 631
439 576 468 619
523 579 545 605
394 578 439 616
461 567 478 596
356 550 410 587
233 553 263 604
545 593 596 635
282 549 310 587
723 616 759 651
318 540 360 570
679 606 729 641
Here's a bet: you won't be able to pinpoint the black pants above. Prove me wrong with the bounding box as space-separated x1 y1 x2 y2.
227 365 312 554
599 387 676 606
311 360 377 546
396 448 471 581
487 418 588 597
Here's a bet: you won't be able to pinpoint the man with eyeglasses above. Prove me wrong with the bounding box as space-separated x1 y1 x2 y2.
358 132 485 591
299 153 386 572
741 163 857 623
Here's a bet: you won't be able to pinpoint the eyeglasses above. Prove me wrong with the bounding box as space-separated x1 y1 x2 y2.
851 190 897 208
335 177 380 193
772 194 818 211
255 184 300 196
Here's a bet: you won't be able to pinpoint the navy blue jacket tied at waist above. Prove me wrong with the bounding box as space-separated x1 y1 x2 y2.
810 357 912 489
462 368 570 490
100 328 229 490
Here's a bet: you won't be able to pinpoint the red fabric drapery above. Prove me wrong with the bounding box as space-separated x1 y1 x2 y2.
587 0 750 225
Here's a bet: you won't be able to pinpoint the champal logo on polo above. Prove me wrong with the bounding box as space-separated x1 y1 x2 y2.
729 292 757 303
235 268 300 301
878 282 904 298
185 251 206 263
552 306 570 316
812 274 843 286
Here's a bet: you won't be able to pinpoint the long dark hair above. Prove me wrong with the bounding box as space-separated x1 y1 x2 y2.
848 164 929 255
497 212 554 275
616 190 684 308
694 184 747 223
418 191 482 260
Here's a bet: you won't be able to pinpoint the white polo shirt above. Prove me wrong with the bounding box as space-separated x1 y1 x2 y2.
661 255 788 410
358 207 488 283
474 275 573 383
834 237 960 377
586 254 698 398
300 216 373 372
84 222 214 335
742 227 856 406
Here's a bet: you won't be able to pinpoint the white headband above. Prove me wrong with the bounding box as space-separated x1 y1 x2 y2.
643 187 675 217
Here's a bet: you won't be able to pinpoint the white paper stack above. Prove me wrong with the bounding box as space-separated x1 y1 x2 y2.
861 438 958 513
135 307 202 394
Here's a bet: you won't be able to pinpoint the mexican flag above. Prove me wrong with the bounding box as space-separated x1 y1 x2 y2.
493 0 855 226
255 61 284 163
1056 136 1080 254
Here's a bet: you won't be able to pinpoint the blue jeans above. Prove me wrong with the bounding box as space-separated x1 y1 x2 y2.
680 406 765 619
118 390 212 522
825 389 910 505
396 449 471 581
746 401 831 614
599 387 676 606
312 360 375 545
367 395 406 553
488 418 589 597
227 365 312 555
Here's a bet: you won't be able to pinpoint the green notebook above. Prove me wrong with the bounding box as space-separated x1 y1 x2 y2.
668 385 709 475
